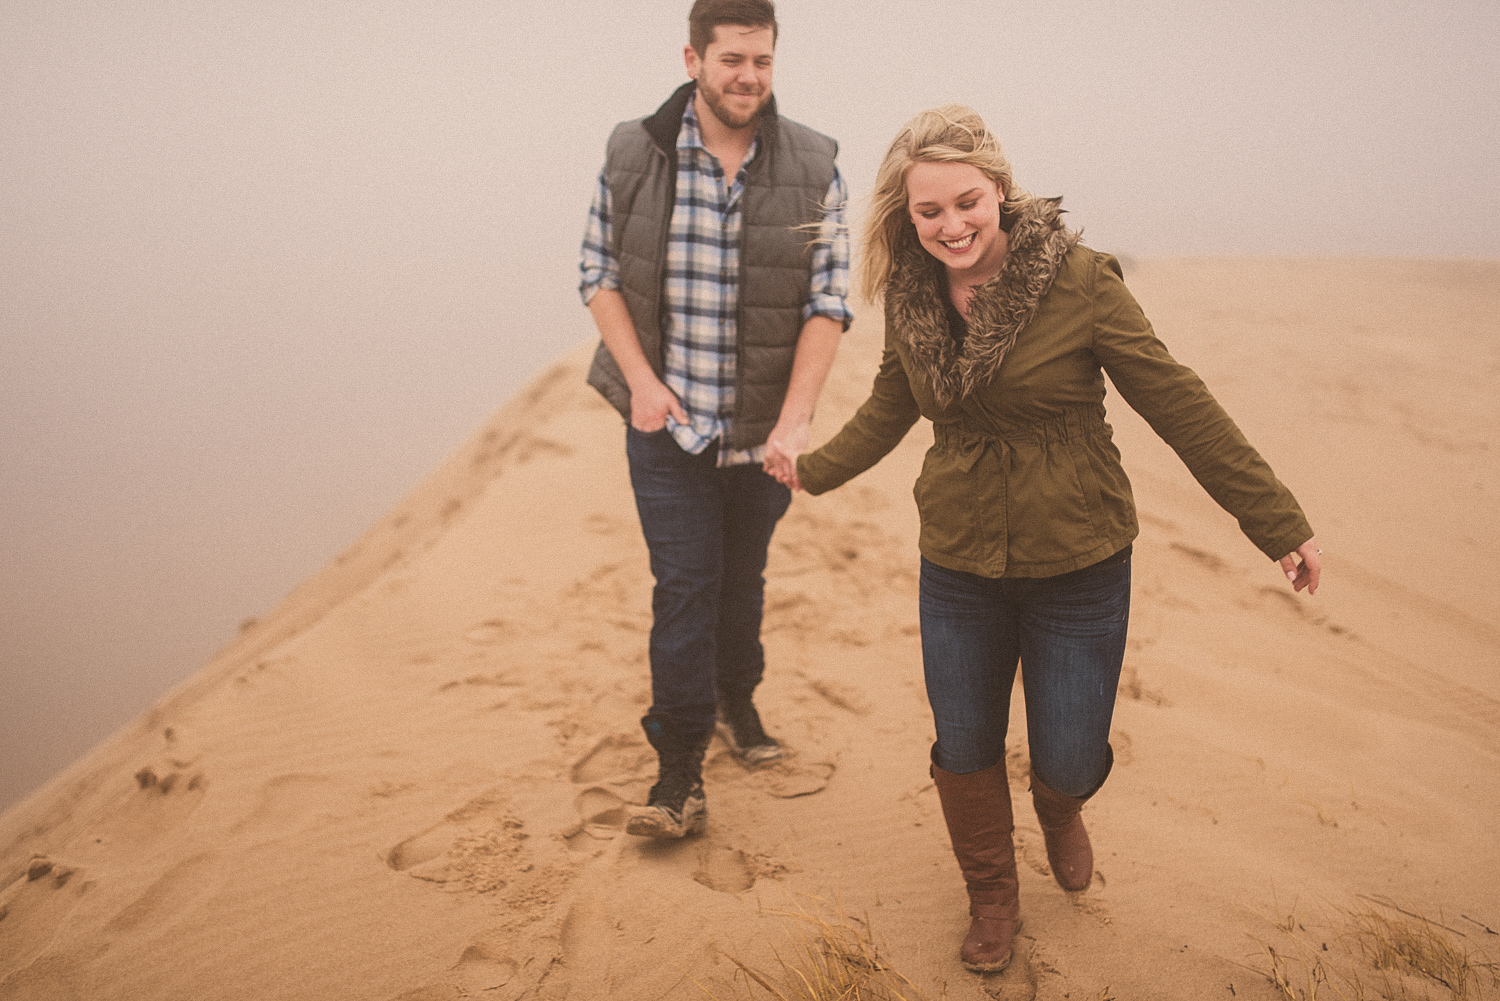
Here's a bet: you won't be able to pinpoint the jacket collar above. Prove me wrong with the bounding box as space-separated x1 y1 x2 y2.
887 197 1079 408
641 81 780 162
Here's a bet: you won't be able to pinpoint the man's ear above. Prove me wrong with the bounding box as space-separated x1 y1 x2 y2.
684 43 700 80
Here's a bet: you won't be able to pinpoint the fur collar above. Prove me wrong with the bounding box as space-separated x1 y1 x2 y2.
887 197 1079 408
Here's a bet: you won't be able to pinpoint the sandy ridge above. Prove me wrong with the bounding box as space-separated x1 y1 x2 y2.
2 259 1497 1000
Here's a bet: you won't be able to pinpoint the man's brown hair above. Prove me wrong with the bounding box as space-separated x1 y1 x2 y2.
688 0 778 57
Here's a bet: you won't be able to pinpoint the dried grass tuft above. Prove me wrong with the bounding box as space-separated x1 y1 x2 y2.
696 897 927 1001
1247 893 1500 1001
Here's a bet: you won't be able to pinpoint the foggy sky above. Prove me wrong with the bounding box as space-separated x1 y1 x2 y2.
3 0 1497 810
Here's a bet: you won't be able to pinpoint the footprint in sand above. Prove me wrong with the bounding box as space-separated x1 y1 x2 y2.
570 733 655 785
387 825 465 872
1069 891 1112 925
746 759 837 799
558 895 615 986
573 787 627 836
386 790 530 895
692 845 756 893
980 938 1040 1000
699 741 837 798
449 930 523 994
0 858 90 982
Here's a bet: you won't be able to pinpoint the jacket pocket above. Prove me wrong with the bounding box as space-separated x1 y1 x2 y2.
1005 439 1096 566
1070 438 1106 537
914 447 989 568
1081 432 1136 542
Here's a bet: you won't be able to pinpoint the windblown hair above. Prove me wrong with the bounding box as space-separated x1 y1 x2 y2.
858 104 1036 304
688 0 778 56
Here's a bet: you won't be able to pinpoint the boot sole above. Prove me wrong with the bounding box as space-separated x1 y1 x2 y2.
625 799 707 839
961 951 1012 973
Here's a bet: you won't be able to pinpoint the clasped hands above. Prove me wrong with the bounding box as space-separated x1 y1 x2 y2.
762 420 805 492
630 378 805 494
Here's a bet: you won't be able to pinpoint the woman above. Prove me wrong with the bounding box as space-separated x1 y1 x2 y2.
763 106 1321 972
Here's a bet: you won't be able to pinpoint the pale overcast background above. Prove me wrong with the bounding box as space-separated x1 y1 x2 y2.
3 0 1497 809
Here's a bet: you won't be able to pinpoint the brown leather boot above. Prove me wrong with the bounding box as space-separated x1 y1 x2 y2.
1028 753 1110 892
931 754 1020 972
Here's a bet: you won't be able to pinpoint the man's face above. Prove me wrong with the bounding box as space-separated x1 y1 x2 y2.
684 24 775 130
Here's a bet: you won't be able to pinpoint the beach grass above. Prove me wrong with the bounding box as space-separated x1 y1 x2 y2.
696 896 927 1001
1250 893 1500 1000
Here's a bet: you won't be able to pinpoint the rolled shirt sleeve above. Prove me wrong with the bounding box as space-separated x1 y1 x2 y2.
802 168 853 329
578 168 619 306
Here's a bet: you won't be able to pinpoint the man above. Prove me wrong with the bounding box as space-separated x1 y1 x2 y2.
579 0 850 839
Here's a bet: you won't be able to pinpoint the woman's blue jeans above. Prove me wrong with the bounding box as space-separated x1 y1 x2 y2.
625 427 792 738
919 550 1131 798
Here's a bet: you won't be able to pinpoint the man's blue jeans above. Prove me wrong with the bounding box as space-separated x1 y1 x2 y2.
626 427 792 738
919 550 1131 797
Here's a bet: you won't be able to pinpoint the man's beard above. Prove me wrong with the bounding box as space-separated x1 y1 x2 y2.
698 80 768 130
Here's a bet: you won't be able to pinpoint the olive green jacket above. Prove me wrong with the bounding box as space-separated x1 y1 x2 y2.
797 198 1313 578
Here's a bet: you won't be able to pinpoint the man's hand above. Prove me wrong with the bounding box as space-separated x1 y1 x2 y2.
586 290 688 433
763 418 808 490
629 375 688 433
762 316 841 492
1277 536 1322 595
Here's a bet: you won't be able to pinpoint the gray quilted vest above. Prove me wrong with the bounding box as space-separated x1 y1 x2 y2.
585 82 839 450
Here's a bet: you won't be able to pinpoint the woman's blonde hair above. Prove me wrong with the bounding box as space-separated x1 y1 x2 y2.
857 104 1034 303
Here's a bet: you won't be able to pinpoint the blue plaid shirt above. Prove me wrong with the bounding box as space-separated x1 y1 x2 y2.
580 95 851 466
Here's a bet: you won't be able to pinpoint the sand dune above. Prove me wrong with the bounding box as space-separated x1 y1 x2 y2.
2 259 1497 1000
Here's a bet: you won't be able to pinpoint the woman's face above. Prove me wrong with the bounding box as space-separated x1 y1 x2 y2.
906 161 1006 280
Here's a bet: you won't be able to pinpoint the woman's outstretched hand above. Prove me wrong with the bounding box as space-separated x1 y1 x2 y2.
1278 537 1322 595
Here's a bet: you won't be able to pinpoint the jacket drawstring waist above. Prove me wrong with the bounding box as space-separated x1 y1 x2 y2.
932 404 1110 469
